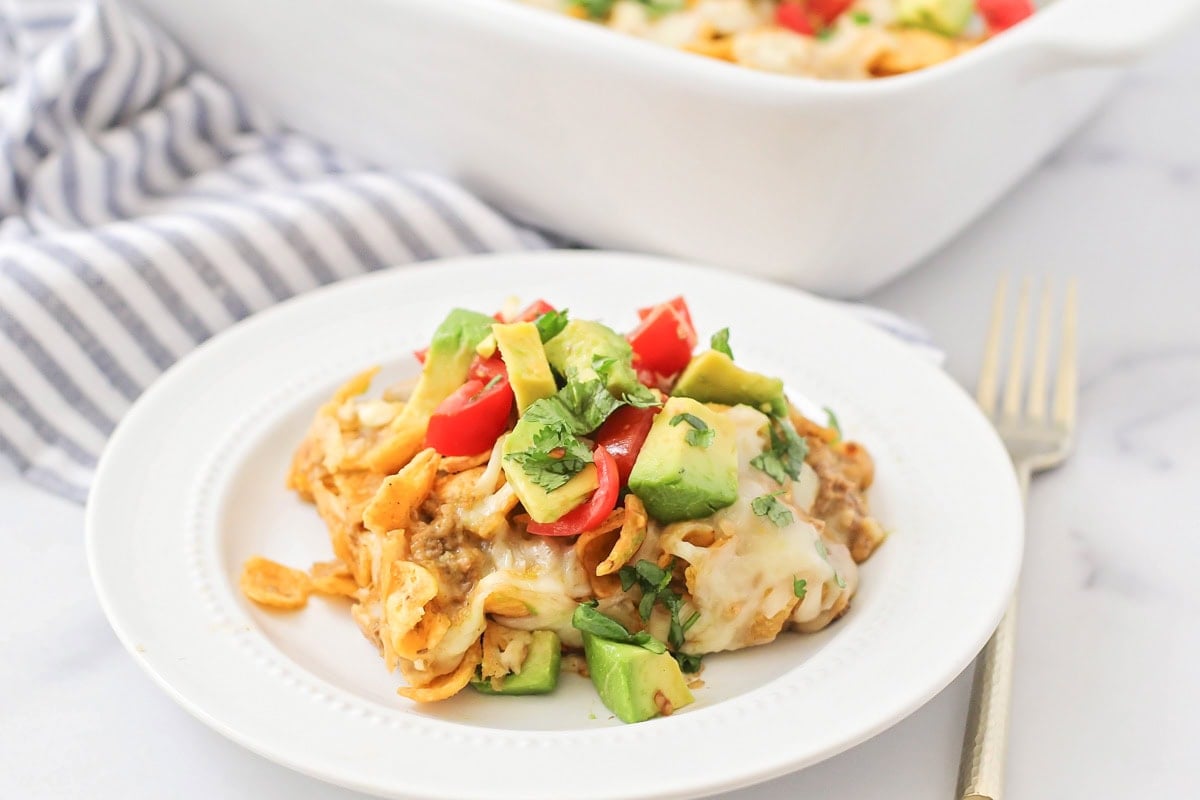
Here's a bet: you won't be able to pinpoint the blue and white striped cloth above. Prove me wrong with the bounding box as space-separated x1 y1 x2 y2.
0 0 938 503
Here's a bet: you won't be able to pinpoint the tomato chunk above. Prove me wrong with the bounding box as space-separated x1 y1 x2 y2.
775 2 814 35
469 355 507 383
424 377 514 456
807 0 852 26
629 304 695 378
593 405 659 486
511 299 556 323
526 447 620 537
413 347 429 365
635 296 696 346
978 0 1034 32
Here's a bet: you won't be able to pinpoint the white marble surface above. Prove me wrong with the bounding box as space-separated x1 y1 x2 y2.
4 32 1200 800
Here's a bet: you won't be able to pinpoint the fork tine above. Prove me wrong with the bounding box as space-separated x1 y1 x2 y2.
1001 278 1032 418
1025 280 1053 421
976 276 1008 414
1053 279 1078 427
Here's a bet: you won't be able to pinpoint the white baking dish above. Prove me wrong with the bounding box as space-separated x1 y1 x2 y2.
131 0 1199 295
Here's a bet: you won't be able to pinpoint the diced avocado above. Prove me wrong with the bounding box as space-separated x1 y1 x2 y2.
672 350 786 416
627 397 738 523
501 415 599 523
408 308 497 416
896 0 973 36
470 630 562 696
368 308 497 472
543 319 641 397
492 322 557 414
582 632 694 723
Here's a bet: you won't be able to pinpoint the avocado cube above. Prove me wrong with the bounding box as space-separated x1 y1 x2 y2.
627 397 738 523
896 0 974 36
502 415 600 523
582 633 694 723
543 319 641 396
492 321 557 413
672 350 786 416
470 630 562 696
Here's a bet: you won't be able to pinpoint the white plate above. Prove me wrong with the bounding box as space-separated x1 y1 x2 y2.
87 251 1022 800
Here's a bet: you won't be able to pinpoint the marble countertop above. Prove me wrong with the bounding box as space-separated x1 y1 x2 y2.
5 31 1199 800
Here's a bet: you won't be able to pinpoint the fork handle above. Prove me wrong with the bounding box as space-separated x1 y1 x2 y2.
956 468 1029 800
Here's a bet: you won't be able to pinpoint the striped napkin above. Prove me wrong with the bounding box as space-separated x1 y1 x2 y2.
0 0 938 503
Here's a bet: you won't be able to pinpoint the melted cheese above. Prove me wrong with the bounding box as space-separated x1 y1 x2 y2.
660 405 855 654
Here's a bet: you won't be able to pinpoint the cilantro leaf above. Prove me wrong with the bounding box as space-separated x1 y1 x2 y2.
525 379 623 435
571 602 667 654
503 423 593 491
851 10 871 24
620 559 697 651
568 0 615 18
751 491 795 527
751 417 809 484
534 309 570 343
674 652 703 673
670 413 713 449
641 0 684 17
710 327 734 360
823 406 842 441
794 578 807 599
835 572 847 589
621 381 662 409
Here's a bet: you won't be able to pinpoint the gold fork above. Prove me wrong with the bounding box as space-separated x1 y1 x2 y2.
956 277 1079 800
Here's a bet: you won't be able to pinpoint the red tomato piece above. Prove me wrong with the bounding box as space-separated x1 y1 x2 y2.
635 296 697 346
807 0 852 25
977 0 1034 32
593 405 659 485
629 305 695 378
424 377 514 456
469 355 507 383
512 299 556 323
526 447 620 537
775 2 814 35
413 347 429 365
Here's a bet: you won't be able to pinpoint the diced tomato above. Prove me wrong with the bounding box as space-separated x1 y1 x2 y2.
511 299 556 323
636 296 697 346
413 347 429 365
526 447 620 537
629 304 695 378
977 0 1034 33
424 377 514 456
807 0 852 25
593 405 658 486
469 355 507 383
775 2 814 35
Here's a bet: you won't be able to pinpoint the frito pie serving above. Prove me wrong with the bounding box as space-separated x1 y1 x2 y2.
240 297 887 723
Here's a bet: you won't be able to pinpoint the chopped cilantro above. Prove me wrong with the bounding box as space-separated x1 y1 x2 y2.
794 577 807 599
751 491 795 527
669 412 714 448
592 355 662 409
835 572 847 589
750 417 808 484
813 538 846 587
525 379 623 436
568 0 615 18
674 652 703 673
851 10 871 25
534 308 570 343
481 374 502 392
816 27 835 41
710 327 734 359
823 406 842 441
619 558 697 651
503 424 593 491
571 602 667 654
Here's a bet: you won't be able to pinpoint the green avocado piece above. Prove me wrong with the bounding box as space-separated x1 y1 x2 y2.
627 397 738 523
501 415 599 523
543 319 641 397
672 350 786 416
492 321 557 414
582 632 694 723
409 308 497 416
471 630 562 696
896 0 974 36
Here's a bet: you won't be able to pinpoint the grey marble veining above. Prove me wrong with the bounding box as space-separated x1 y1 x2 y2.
4 28 1200 800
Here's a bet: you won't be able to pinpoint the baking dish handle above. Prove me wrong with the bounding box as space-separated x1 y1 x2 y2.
1022 0 1200 69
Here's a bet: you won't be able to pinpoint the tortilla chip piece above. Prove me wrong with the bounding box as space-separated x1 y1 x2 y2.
362 448 441 535
484 591 533 618
382 561 439 648
397 641 482 702
395 610 452 661
309 560 358 598
440 450 492 473
364 406 428 475
597 496 648 576
240 556 312 610
575 510 628 598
